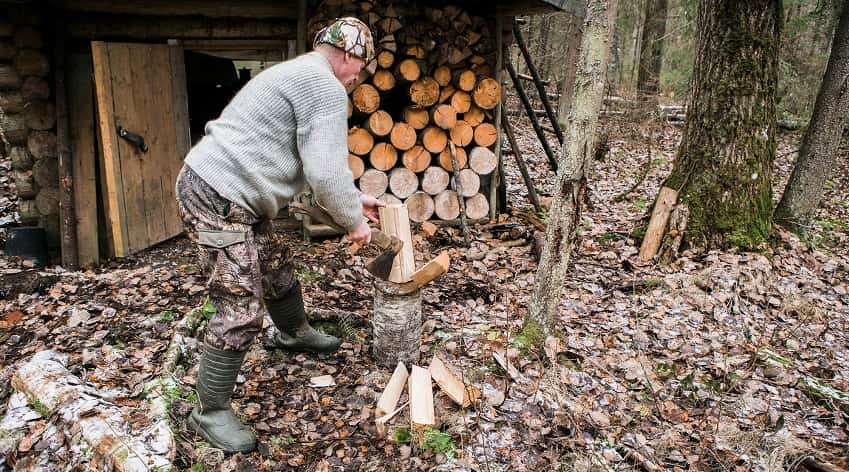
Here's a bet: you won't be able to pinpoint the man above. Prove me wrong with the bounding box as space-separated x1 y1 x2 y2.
174 18 380 452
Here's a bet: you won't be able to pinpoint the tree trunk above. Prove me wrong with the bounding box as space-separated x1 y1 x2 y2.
636 0 668 96
528 0 616 334
774 2 849 234
557 10 586 126
662 0 780 249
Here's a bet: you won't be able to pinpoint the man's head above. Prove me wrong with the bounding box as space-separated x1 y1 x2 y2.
313 17 374 86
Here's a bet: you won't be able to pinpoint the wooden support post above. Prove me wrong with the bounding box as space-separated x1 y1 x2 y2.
639 186 678 260
297 0 307 54
448 143 471 246
492 11 506 218
506 61 558 172
502 113 541 212
512 19 564 144
379 204 415 284
54 19 78 269
408 365 435 445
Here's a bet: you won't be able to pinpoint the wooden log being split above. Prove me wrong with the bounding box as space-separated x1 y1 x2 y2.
408 365 435 445
399 251 450 291
639 186 679 261
422 166 449 195
379 204 415 283
360 168 389 197
406 191 435 222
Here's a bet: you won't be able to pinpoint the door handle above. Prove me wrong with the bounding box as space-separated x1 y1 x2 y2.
117 125 149 153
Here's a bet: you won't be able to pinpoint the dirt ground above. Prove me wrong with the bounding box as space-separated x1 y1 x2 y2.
1 115 847 471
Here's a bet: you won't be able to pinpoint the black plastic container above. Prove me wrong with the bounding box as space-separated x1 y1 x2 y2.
4 226 49 266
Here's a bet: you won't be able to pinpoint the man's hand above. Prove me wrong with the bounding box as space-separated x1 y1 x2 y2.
360 193 385 223
347 220 372 245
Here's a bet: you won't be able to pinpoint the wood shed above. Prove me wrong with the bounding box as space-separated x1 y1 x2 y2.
0 0 575 268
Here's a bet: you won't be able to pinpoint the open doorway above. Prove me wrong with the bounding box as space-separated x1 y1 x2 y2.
183 45 286 143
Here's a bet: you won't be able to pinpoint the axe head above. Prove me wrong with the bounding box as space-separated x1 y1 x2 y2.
364 231 403 281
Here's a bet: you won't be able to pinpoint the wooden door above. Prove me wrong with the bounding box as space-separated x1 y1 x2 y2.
91 41 190 257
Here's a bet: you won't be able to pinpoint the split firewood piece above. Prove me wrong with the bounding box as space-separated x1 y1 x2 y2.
408 365 435 445
366 109 394 137
405 45 426 59
404 106 429 130
454 69 477 92
463 105 485 126
372 69 396 92
450 90 472 113
472 77 501 110
348 154 365 179
420 221 438 237
380 204 415 283
375 401 409 437
447 46 473 65
399 251 450 291
389 167 418 199
449 120 473 146
473 122 497 147
376 361 409 419
359 169 389 198
390 122 417 151
379 17 402 34
455 168 480 197
406 191 435 222
402 145 431 173
469 146 497 175
378 34 397 52
438 146 467 171
464 193 490 220
396 58 421 83
421 126 447 154
431 104 457 130
348 127 374 155
410 77 439 107
352 83 380 114
433 65 451 86
370 142 398 171
434 189 460 220
639 186 679 261
377 50 395 68
428 355 480 407
422 166 449 195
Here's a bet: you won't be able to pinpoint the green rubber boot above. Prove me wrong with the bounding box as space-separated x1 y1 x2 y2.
267 282 342 354
188 342 256 452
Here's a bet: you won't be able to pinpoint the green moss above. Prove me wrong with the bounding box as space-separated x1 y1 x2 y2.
30 398 52 418
514 320 545 354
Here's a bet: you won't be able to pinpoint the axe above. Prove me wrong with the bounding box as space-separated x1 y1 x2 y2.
290 202 403 281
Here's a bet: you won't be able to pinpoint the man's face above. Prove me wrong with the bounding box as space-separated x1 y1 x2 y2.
339 54 366 87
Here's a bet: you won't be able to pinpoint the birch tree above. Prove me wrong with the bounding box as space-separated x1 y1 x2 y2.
528 0 617 334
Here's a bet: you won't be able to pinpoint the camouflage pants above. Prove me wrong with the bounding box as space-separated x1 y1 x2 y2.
175 166 296 351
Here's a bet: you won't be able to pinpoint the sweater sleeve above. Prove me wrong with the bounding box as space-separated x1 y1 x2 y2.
294 76 364 232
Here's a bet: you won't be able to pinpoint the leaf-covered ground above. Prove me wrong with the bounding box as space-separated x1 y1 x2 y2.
1 115 847 471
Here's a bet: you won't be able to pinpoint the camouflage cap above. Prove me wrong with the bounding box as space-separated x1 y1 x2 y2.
313 17 375 64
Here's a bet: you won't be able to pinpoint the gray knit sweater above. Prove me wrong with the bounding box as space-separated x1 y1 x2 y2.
184 52 363 231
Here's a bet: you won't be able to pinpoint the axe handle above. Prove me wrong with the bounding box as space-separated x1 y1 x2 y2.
291 202 397 251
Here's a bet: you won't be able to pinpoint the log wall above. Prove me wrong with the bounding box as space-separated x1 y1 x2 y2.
0 5 60 249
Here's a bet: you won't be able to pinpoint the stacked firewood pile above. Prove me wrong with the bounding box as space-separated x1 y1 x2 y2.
311 1 502 222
